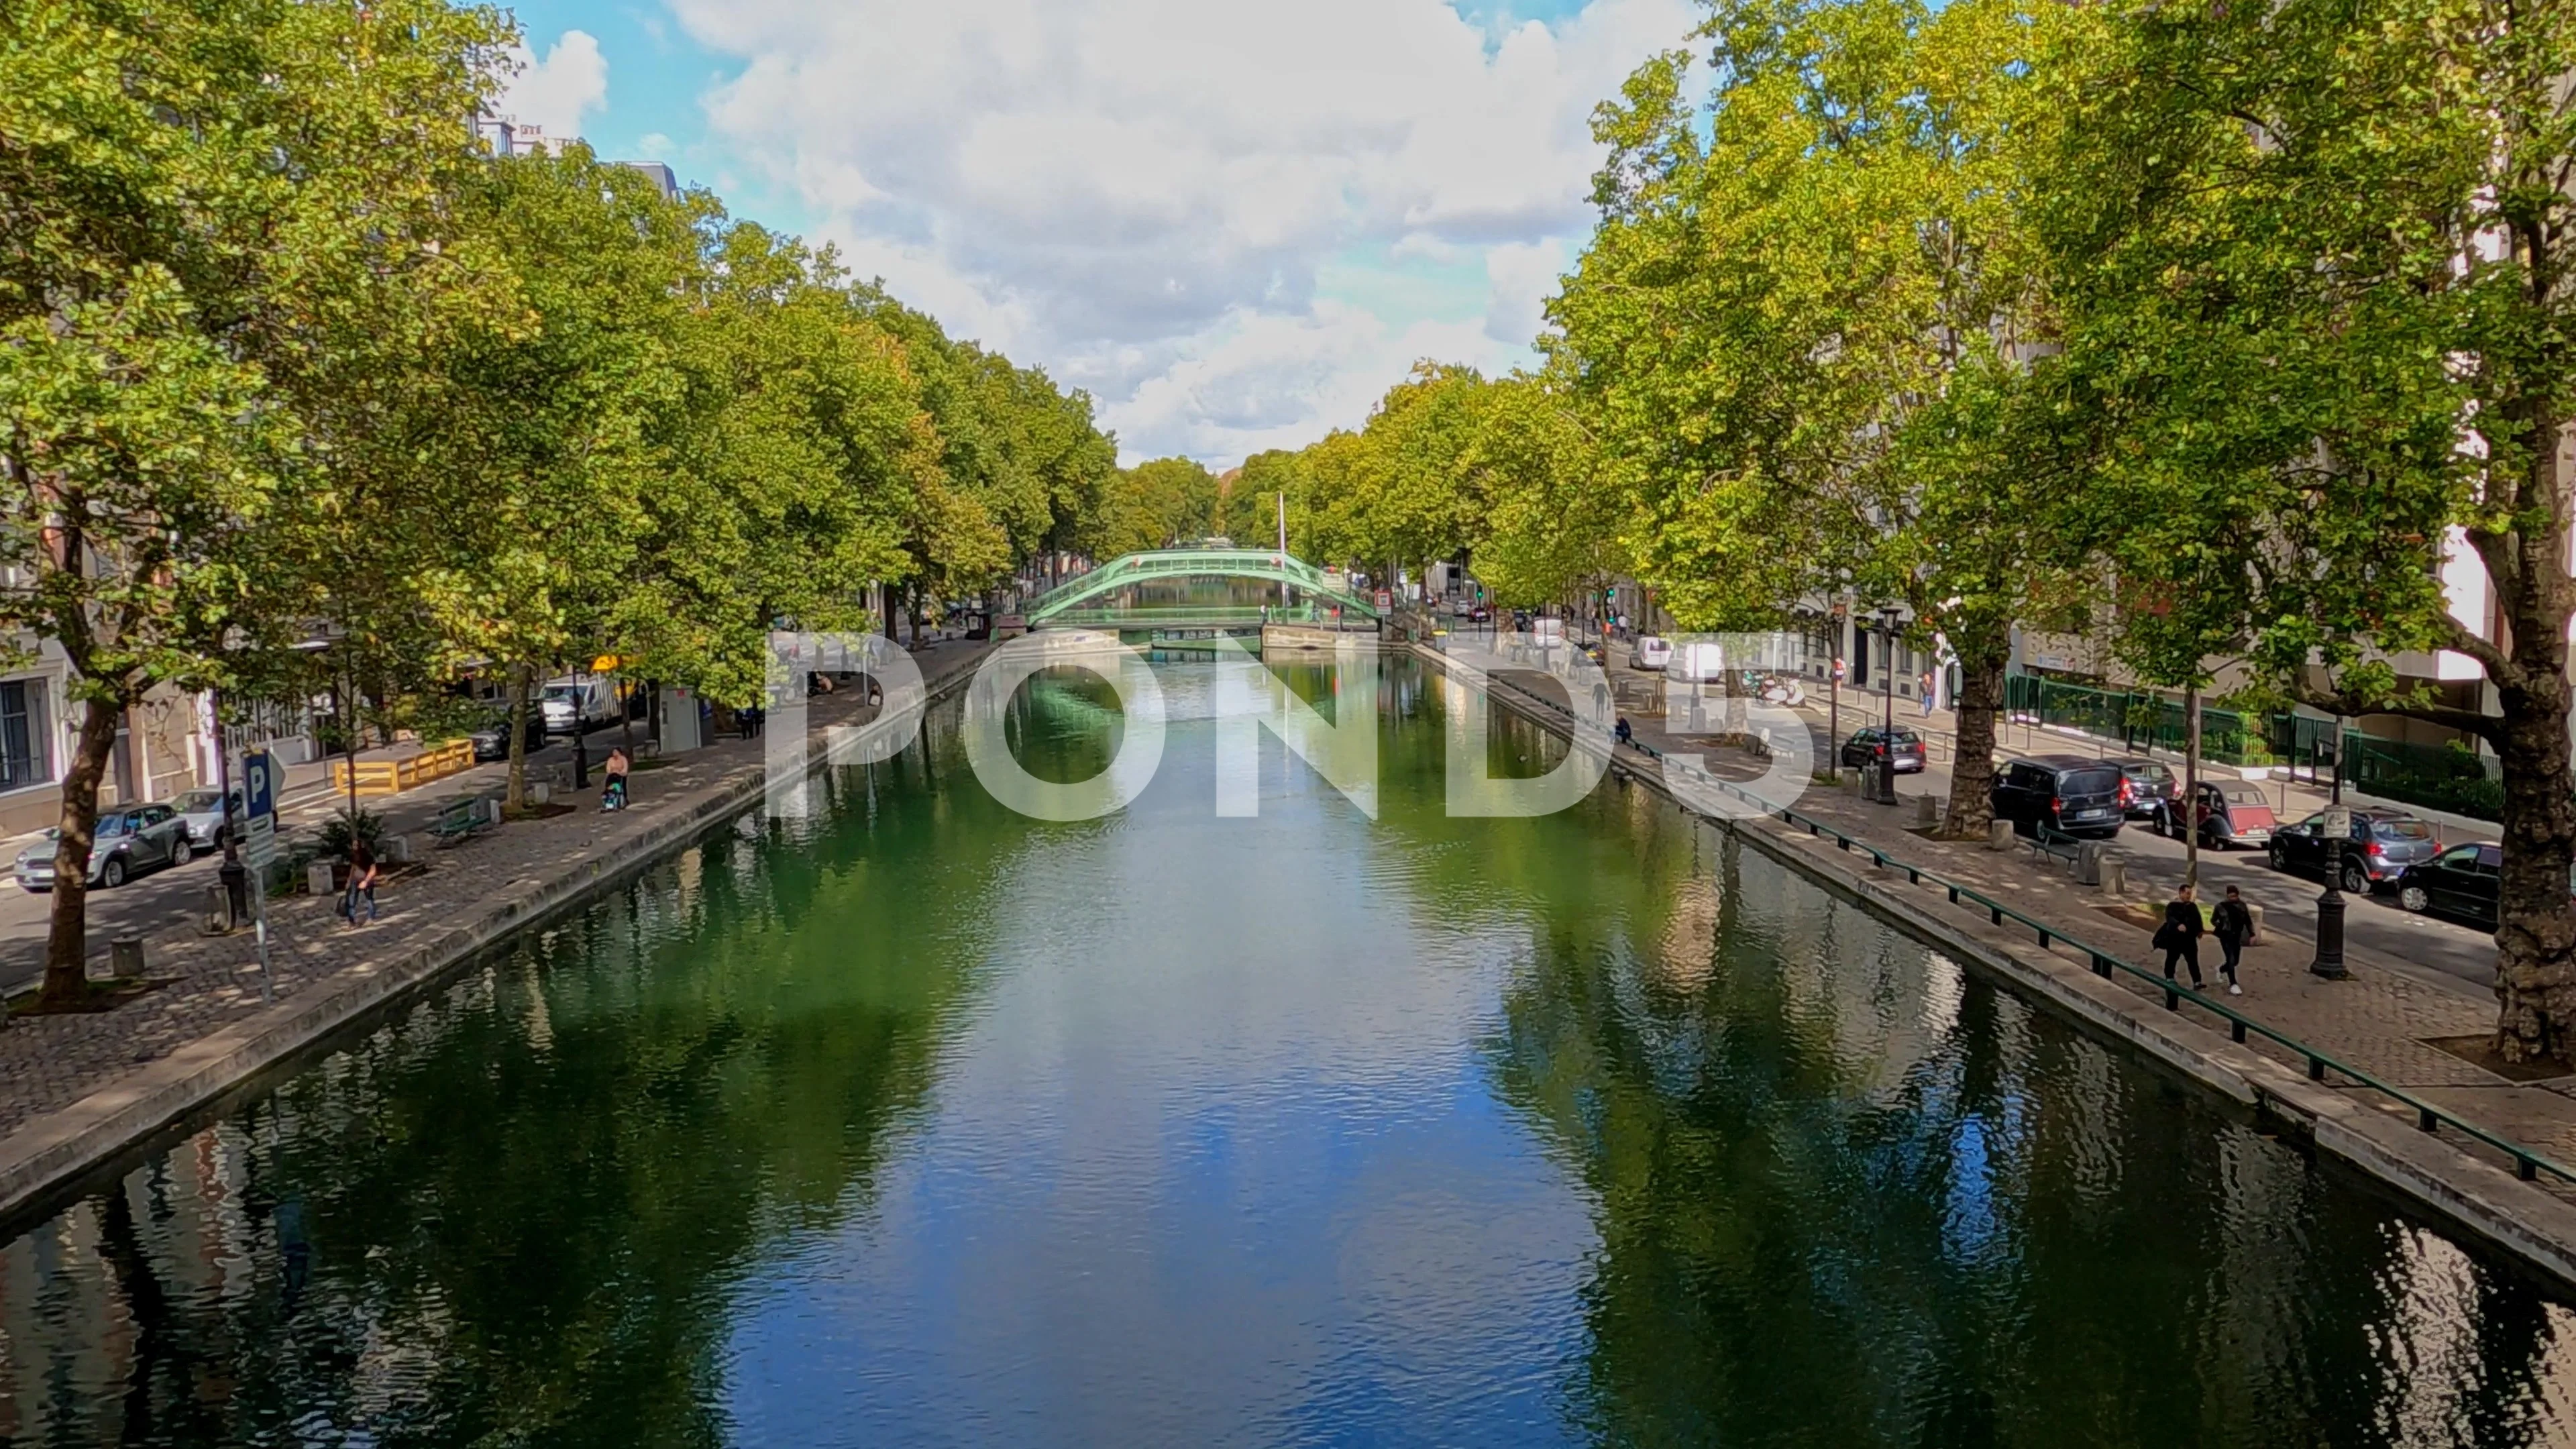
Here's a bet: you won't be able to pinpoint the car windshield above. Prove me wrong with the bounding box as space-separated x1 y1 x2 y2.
541 686 580 702
2374 818 2436 841
95 815 129 837
174 789 223 812
2059 768 2121 796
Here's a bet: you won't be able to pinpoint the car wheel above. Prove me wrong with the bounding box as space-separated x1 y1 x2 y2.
2341 861 2369 895
2269 845 2288 872
2400 884 2430 914
101 857 126 889
169 837 190 867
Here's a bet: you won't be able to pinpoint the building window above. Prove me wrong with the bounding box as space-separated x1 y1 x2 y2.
0 680 48 790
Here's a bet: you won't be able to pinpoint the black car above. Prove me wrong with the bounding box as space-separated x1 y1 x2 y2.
1841 727 1927 775
2396 843 2576 930
1990 756 2127 839
2267 809 2440 894
470 704 548 761
2110 757 2177 818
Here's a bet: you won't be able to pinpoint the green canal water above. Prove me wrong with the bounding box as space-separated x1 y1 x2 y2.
3 657 2574 1446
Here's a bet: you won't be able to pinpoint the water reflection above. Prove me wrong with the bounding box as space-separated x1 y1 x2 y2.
0 657 2569 1446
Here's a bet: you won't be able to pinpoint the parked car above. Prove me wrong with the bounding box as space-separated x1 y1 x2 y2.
1990 756 2127 839
1633 636 1673 671
1842 726 1928 775
1469 604 1491 623
471 703 548 761
2110 758 2177 818
2396 843 2504 927
2267 808 2441 894
169 786 242 850
2157 781 2278 849
15 804 192 892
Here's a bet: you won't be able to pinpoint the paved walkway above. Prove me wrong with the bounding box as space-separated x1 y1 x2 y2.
0 641 994 1210
1582 668 2576 1198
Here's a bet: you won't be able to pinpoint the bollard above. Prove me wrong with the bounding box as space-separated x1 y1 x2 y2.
1912 794 1940 830
203 881 232 935
2247 901 2267 943
110 934 145 979
1988 819 2015 851
2101 856 2128 896
382 833 413 865
530 780 551 806
307 859 336 897
2075 841 2104 886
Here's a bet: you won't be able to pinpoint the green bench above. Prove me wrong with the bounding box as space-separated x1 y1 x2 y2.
431 796 492 848
2025 825 2086 869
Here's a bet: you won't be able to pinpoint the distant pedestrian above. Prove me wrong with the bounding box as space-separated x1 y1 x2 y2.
1919 670 1935 716
2153 883 2204 988
2212 885 2253 995
1615 716 1633 748
340 841 378 926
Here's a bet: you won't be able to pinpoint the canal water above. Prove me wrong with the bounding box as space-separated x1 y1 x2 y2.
3 656 2573 1446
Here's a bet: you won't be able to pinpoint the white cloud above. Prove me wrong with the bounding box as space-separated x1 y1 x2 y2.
664 0 1695 462
496 30 610 143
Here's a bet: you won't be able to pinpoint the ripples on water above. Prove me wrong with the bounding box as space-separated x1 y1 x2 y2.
2 658 2572 1446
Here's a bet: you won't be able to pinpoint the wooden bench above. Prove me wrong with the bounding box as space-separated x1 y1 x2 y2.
429 796 491 848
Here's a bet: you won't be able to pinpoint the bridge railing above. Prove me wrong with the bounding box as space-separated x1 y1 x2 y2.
1024 549 1381 624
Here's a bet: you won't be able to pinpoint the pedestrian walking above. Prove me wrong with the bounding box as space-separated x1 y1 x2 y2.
2212 885 2253 995
1919 670 1935 716
2153 883 2205 987
340 840 379 926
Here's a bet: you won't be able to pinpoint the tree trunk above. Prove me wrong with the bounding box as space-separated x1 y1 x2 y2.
2493 671 2576 1063
1940 649 2007 838
504 663 533 814
2182 684 2203 891
618 680 635 756
40 694 126 1006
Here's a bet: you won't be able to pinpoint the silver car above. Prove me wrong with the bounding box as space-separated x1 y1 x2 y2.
170 786 241 850
15 804 192 892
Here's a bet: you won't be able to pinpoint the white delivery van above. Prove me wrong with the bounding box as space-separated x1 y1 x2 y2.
1633 636 1673 671
539 676 621 735
1532 616 1565 644
1670 641 1729 684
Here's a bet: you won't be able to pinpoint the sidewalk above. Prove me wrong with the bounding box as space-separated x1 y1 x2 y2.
1508 655 2576 1210
0 640 995 1220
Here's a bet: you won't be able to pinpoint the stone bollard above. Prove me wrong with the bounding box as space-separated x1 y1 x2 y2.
382 833 413 865
2075 841 2104 885
1912 794 1941 830
203 881 232 935
2247 902 2267 943
1988 819 2015 851
306 859 336 897
2101 856 2128 896
530 780 551 806
110 934 145 979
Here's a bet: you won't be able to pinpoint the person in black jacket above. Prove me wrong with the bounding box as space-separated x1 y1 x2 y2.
2211 885 2253 995
2155 884 2205 987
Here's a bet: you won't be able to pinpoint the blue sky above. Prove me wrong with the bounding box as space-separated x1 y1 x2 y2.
496 0 1699 464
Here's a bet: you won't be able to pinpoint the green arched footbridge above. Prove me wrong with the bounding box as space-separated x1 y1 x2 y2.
1025 549 1383 631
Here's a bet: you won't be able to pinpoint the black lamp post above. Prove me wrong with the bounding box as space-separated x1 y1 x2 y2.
1878 606 1901 804
2311 718 2350 979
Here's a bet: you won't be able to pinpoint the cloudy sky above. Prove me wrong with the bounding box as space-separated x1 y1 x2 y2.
498 0 1699 466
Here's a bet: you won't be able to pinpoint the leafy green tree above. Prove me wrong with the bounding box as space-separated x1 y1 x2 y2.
2046 0 2576 1057
0 0 507 1000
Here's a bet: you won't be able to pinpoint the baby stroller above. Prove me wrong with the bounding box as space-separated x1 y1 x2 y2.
601 775 629 812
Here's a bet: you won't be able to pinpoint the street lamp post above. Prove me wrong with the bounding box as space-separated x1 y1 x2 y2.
2311 718 2351 979
1878 607 1900 804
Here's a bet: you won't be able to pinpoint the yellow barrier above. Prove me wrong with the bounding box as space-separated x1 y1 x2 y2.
329 739 475 797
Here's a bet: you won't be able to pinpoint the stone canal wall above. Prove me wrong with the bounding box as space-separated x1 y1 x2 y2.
1415 641 2576 1296
0 645 996 1226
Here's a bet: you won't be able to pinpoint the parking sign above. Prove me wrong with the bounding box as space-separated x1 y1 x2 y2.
241 749 278 869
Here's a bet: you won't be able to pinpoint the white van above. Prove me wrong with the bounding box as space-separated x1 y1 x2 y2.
1532 616 1565 643
1671 641 1729 683
539 676 621 735
1633 636 1673 671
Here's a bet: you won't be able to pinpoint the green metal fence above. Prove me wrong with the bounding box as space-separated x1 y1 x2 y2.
2004 674 2504 821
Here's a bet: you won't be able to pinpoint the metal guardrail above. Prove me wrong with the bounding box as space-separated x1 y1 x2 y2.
1024 549 1383 625
1489 666 2576 1189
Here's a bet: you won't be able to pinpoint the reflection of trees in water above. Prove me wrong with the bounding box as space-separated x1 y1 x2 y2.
1483 834 2573 1446
0 714 1026 1444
